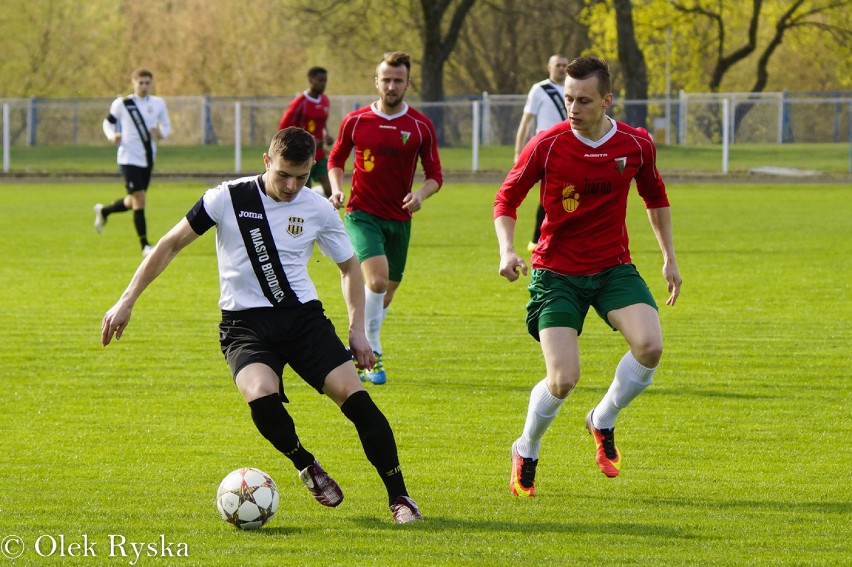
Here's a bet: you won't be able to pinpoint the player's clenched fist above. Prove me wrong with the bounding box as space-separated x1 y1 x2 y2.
499 253 528 282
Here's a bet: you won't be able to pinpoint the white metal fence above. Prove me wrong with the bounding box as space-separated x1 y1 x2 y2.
2 91 850 173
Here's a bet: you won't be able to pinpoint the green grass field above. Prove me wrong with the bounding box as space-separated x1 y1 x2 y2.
0 179 850 565
5 141 852 175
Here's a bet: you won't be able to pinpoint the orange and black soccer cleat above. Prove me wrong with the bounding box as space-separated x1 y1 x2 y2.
510 442 538 497
585 410 621 478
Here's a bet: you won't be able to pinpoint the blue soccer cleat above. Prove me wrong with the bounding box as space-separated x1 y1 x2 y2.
366 352 386 384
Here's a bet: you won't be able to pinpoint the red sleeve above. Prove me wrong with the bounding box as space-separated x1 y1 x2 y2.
419 119 443 188
278 96 304 131
634 136 670 209
327 113 355 170
494 139 543 220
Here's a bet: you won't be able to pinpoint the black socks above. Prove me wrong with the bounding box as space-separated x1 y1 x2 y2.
133 209 148 247
341 390 407 504
102 197 128 218
248 394 314 471
249 390 409 504
101 199 148 248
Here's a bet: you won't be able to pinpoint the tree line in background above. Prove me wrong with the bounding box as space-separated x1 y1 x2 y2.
1 0 850 111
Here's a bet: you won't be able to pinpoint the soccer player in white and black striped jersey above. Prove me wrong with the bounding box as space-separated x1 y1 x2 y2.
101 127 422 524
95 68 171 257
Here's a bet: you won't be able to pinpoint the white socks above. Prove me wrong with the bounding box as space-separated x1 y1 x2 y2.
515 352 655 459
515 378 566 460
364 287 386 354
592 351 656 430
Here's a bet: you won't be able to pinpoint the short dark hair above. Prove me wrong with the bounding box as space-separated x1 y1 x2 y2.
378 51 411 77
566 57 612 97
307 66 327 79
131 67 153 80
270 127 315 165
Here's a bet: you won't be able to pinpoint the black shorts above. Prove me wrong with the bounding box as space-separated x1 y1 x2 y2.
218 300 352 401
120 164 152 193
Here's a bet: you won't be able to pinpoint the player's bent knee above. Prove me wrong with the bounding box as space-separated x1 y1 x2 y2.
365 276 389 293
546 373 578 399
633 341 663 368
323 361 366 406
238 381 279 403
235 364 280 402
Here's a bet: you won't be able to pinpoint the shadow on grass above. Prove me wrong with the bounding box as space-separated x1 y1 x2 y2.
640 497 850 515
642 387 778 400
230 526 306 537
351 516 695 538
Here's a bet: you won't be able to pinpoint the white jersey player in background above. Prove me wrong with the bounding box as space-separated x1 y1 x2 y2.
95 67 171 256
514 54 569 252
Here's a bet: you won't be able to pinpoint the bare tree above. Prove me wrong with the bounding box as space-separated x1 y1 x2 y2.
449 0 588 94
447 0 589 143
419 0 478 102
671 0 761 92
672 0 852 132
613 0 649 128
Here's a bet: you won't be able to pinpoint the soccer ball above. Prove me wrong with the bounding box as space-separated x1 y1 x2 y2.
216 467 279 529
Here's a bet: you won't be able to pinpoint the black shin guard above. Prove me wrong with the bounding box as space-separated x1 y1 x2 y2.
532 203 546 242
248 394 314 470
340 390 407 503
133 209 149 247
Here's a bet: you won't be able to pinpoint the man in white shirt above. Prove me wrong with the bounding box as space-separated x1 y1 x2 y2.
95 68 171 257
100 127 422 524
514 55 569 251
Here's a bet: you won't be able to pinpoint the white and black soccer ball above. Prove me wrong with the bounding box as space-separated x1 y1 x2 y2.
216 467 279 529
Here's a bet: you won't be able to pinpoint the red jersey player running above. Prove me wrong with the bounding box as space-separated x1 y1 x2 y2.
328 51 443 385
279 66 335 197
494 57 682 496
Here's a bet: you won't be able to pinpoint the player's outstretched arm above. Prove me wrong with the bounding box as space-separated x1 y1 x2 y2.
101 218 200 346
646 206 682 306
337 254 375 370
495 215 528 282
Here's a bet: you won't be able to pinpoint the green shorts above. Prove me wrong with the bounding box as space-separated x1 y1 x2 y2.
344 209 411 282
308 156 328 185
526 264 657 340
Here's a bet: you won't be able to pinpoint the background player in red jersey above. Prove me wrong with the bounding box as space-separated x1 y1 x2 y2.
494 57 682 496
328 51 443 385
279 67 335 197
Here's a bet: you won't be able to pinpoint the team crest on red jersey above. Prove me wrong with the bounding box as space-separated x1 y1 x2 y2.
614 157 627 174
401 131 411 144
287 216 304 237
562 184 580 213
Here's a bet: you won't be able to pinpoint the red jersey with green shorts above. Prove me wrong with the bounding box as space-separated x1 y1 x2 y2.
279 92 330 161
328 102 443 222
494 118 669 276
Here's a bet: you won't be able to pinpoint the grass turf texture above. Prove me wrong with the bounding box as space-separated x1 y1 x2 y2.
0 179 849 565
4 141 852 175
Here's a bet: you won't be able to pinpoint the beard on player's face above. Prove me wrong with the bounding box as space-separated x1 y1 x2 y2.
383 92 404 107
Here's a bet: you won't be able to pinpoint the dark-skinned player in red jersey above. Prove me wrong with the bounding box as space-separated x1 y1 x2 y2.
279 66 335 197
494 57 682 496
